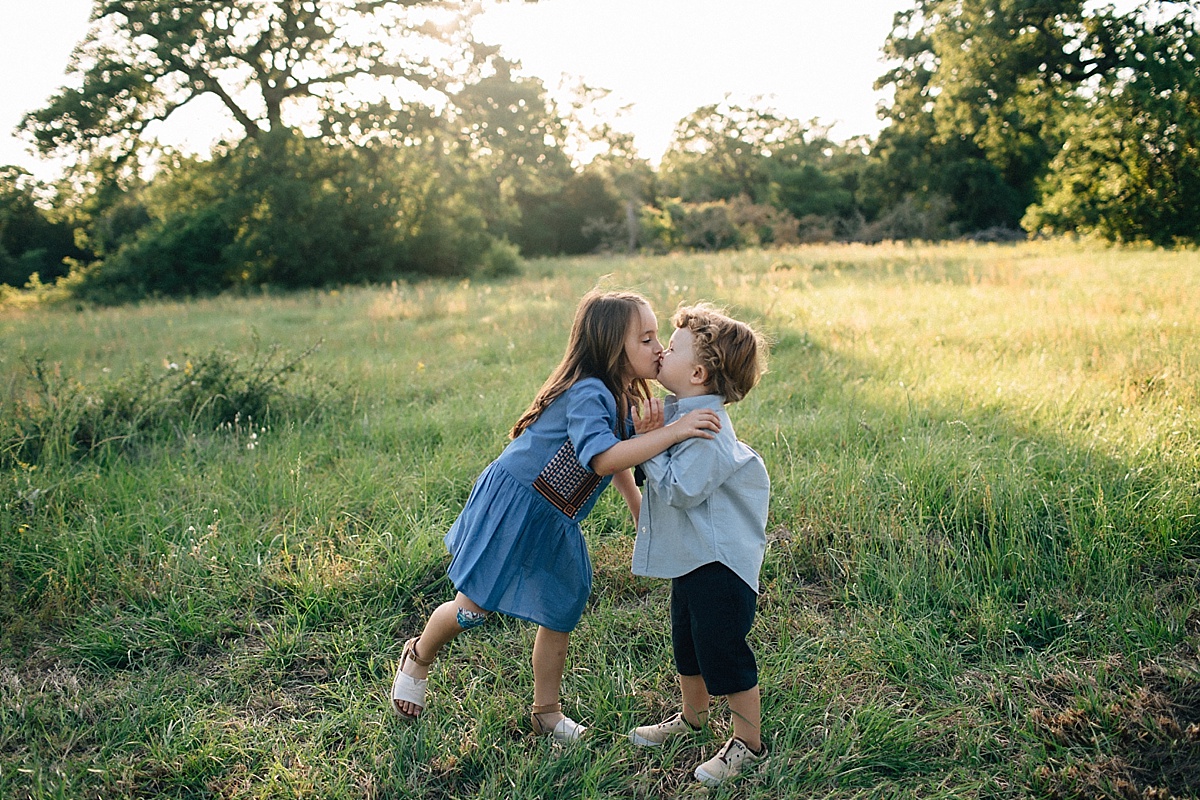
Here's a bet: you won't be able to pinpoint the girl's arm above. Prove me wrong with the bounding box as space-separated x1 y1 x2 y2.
612 467 641 525
589 408 721 476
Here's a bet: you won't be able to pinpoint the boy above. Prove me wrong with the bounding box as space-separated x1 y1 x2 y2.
628 303 770 787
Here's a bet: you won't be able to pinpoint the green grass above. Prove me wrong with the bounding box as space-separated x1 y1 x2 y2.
2 241 1198 799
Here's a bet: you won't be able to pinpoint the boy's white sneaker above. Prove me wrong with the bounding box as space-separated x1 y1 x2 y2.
694 737 767 786
628 712 700 747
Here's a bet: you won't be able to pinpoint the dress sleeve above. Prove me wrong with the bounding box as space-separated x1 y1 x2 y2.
565 379 623 472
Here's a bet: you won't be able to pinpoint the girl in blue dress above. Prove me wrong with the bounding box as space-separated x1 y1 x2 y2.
391 289 722 742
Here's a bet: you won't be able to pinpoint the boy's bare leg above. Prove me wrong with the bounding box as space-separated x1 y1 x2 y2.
680 673 711 728
726 684 762 751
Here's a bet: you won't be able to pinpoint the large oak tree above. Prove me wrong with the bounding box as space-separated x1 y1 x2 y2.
870 0 1200 241
23 0 506 161
18 0 557 297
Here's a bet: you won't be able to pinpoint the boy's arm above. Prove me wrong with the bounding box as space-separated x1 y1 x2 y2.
612 468 641 526
641 431 737 510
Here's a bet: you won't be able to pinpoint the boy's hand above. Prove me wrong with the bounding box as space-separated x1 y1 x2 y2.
669 408 721 442
633 397 665 434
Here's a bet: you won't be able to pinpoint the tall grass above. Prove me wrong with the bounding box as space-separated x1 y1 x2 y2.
2 241 1197 799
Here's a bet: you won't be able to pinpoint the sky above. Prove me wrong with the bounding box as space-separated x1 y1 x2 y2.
0 0 908 180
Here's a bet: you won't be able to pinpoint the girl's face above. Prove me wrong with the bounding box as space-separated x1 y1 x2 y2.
623 303 664 381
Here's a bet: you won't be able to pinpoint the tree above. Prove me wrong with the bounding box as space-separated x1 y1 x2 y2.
1025 4 1200 244
513 171 622 256
658 101 804 204
582 133 656 253
872 0 1199 239
447 59 574 241
21 0 533 297
657 101 865 243
23 0 500 163
0 167 89 287
765 124 864 224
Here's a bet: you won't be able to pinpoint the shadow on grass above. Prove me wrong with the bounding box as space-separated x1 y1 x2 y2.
741 327 1200 797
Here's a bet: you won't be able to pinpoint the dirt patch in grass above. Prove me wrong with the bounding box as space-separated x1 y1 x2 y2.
1027 657 1200 799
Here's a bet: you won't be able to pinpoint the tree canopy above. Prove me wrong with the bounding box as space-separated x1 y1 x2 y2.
24 0 499 163
870 0 1200 239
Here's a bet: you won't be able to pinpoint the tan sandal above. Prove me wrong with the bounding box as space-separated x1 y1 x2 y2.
531 702 587 743
391 637 434 719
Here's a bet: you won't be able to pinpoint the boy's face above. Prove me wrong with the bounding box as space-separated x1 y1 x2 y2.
657 327 707 397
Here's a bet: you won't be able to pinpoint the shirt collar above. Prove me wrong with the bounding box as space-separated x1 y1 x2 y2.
665 393 725 417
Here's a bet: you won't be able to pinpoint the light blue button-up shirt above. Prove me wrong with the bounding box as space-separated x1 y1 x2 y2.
632 394 770 593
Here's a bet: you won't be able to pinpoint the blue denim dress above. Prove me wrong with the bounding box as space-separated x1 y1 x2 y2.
445 377 625 632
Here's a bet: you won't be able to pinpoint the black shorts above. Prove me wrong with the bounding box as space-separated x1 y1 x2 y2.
670 561 758 696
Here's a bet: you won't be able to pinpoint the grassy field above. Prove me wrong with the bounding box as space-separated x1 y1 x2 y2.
2 241 1198 799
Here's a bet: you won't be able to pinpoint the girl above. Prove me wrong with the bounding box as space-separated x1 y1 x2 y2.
391 289 721 742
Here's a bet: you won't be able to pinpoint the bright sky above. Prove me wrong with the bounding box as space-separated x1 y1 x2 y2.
0 0 907 180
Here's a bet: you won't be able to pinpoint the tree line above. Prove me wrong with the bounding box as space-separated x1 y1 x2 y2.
2 0 1197 302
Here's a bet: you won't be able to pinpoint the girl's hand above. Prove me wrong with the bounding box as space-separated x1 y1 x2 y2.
633 397 665 434
669 408 721 442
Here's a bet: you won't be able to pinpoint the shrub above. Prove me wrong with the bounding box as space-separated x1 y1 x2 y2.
1 341 334 467
477 237 523 278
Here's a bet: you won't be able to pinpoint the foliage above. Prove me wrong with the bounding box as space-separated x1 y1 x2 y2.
872 0 1200 242
638 196 799 253
854 193 954 243
513 171 622 256
1025 4 1200 244
67 126 500 300
659 102 865 218
1 340 331 468
19 1 537 296
0 167 90 288
655 102 866 250
658 101 786 203
448 59 575 240
11 0 1199 301
22 0 492 162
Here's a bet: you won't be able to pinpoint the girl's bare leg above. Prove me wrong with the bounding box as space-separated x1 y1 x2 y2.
532 626 570 727
394 592 485 717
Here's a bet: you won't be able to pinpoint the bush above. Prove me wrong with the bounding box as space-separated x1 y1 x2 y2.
67 134 501 302
1 341 334 467
639 196 801 252
857 194 955 242
477 237 523 278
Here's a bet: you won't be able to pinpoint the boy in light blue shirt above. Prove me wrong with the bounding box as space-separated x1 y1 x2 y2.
628 303 770 787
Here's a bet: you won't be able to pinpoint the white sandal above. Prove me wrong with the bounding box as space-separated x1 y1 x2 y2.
531 702 587 743
391 637 433 719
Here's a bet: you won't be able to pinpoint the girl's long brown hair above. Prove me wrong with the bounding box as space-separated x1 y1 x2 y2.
511 290 653 439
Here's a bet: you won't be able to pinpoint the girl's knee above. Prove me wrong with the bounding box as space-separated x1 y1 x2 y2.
452 592 489 630
456 606 488 630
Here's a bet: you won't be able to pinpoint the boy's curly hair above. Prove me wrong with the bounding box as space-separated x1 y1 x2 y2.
672 303 767 403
